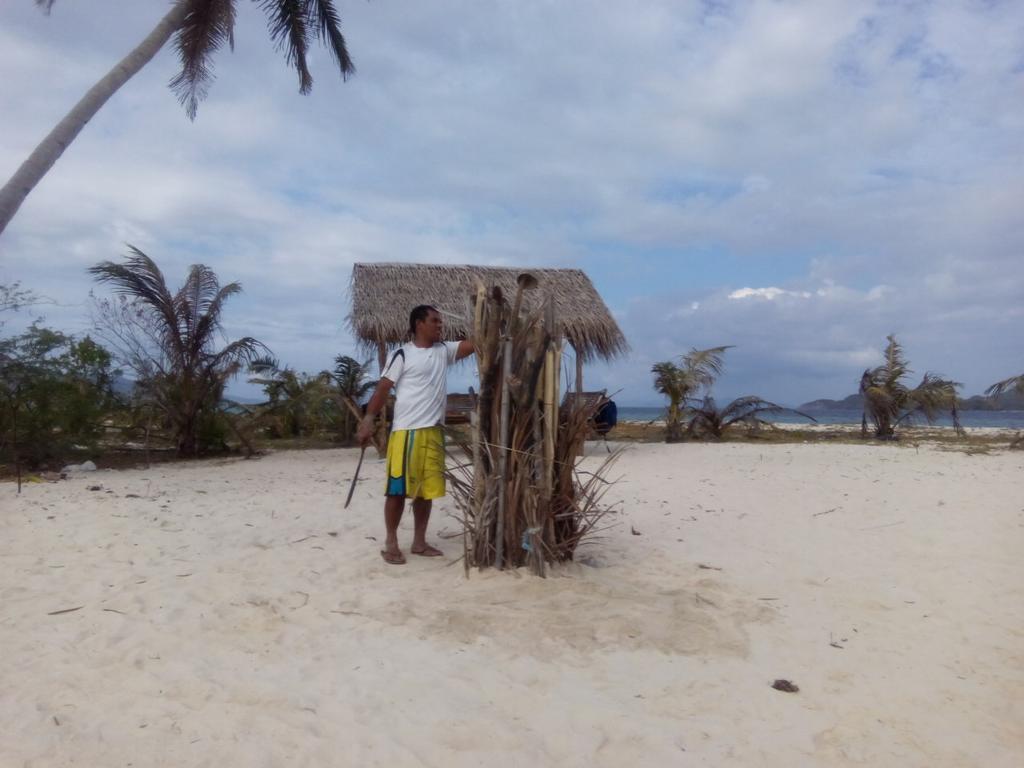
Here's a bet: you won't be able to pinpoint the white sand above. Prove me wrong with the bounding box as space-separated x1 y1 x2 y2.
2 442 1022 767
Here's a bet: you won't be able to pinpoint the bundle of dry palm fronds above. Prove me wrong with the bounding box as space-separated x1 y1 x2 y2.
446 277 620 576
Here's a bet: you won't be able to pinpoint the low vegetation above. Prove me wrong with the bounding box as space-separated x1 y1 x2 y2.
652 346 814 442
1 324 118 467
1 255 379 477
4 269 1020 481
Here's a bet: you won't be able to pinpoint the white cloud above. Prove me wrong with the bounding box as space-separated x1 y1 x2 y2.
729 287 812 301
1 0 1021 405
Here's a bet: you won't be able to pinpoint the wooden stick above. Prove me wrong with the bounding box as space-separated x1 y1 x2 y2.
575 348 584 409
495 337 512 569
466 409 477 577
344 445 366 509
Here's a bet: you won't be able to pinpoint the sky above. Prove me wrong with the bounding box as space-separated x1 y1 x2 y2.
1 0 1021 407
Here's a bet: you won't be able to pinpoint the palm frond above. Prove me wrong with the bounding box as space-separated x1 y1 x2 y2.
191 280 243 354
89 246 184 366
650 361 681 399
986 373 1024 398
333 355 378 404
207 336 271 372
723 397 815 426
881 334 910 387
175 264 223 362
682 345 732 390
169 0 237 120
248 355 280 375
259 0 313 93
306 0 355 78
687 395 815 439
904 372 960 423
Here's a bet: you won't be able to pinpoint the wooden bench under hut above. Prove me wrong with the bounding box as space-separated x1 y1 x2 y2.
348 262 628 575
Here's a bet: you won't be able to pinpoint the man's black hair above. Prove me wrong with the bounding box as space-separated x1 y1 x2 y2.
409 304 438 336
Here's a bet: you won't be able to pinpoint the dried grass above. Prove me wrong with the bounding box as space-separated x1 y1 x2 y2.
348 263 628 362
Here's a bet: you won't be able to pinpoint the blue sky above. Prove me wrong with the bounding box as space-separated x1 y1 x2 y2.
1 0 1021 406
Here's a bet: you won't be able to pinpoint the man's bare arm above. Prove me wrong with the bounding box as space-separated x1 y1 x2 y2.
455 338 476 361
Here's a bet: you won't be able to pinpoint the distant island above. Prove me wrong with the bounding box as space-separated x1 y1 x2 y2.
799 390 1024 412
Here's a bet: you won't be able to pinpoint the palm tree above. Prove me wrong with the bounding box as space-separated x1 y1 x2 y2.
0 0 355 236
651 346 731 442
248 357 339 438
332 354 377 440
859 334 962 439
90 246 268 456
686 396 816 440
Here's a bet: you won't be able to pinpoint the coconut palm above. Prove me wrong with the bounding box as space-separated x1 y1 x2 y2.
248 357 340 438
332 354 377 439
651 346 731 442
90 246 268 456
686 396 816 440
0 0 355 236
859 334 962 439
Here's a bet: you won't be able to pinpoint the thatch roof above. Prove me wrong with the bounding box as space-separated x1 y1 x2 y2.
348 263 628 361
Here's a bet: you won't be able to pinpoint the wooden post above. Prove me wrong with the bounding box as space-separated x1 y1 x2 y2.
471 285 488 543
532 381 545 579
467 406 478 577
575 348 583 410
544 348 556 492
546 338 561 545
495 337 512 569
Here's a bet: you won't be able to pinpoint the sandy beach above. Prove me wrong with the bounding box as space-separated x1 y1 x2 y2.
2 441 1022 767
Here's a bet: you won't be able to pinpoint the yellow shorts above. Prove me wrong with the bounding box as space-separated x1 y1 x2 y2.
385 426 446 499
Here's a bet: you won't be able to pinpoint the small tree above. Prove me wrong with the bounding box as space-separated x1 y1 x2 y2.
651 346 730 442
332 355 377 440
859 335 962 439
248 357 340 438
0 324 118 467
90 247 268 456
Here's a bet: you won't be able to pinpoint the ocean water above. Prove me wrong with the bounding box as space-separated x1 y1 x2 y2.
616 406 1024 430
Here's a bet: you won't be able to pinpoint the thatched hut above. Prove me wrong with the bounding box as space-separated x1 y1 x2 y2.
348 262 628 387
348 262 628 575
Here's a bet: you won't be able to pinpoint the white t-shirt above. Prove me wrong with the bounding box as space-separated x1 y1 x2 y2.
382 341 460 431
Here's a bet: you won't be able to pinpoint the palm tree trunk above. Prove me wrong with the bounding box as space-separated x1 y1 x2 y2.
177 415 199 457
0 1 189 236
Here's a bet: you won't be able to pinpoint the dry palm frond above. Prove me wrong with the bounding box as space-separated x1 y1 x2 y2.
687 396 816 439
682 346 732 391
444 280 620 575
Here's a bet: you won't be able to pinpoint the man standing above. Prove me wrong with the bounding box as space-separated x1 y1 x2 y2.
357 305 475 564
